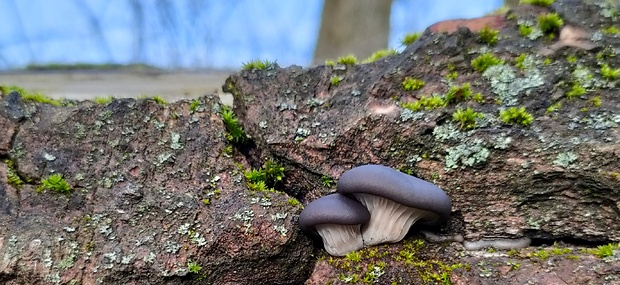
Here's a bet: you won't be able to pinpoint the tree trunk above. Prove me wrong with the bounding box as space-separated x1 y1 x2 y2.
313 0 393 65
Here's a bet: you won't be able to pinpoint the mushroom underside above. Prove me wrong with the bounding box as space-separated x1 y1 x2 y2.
315 223 365 256
352 193 439 246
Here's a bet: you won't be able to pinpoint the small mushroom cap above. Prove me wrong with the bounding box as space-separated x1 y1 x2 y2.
299 193 371 234
337 164 451 225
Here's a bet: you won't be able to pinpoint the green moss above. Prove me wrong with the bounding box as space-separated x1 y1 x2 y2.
37 173 71 194
220 105 247 144
499 107 534 126
337 54 358 65
591 96 602 107
190 99 201 113
538 13 564 34
401 95 446 111
601 64 620 80
587 243 620 258
566 83 586 99
601 26 620 35
401 32 422 46
445 83 473 104
325 60 335 67
5 160 24 188
515 53 527 70
287 197 301 207
401 77 425 91
152 96 166 106
546 102 562 113
452 108 484 130
321 175 334 187
94 96 114 105
242 59 275 70
330 75 343 86
478 26 499 45
471 53 504 73
244 159 285 190
20 91 64 106
187 261 202 274
520 0 554 6
519 24 534 37
363 49 398 63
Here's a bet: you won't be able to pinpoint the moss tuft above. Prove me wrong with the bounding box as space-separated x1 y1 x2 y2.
471 53 504 73
601 64 620 80
242 59 275 70
401 32 422 46
363 49 398 63
520 0 555 6
478 26 499 45
499 107 534 126
401 77 425 91
94 96 114 105
37 173 71 194
401 95 445 111
221 105 247 144
337 55 358 65
452 108 484 130
538 13 564 34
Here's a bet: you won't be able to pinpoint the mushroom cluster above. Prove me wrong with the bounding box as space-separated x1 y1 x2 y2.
299 164 452 256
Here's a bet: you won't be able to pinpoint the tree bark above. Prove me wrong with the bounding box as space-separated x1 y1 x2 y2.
313 0 393 65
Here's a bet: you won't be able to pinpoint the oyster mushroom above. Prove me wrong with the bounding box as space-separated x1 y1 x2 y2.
299 193 370 256
337 164 451 246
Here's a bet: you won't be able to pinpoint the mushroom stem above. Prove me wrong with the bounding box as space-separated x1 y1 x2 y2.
353 193 438 246
315 223 365 256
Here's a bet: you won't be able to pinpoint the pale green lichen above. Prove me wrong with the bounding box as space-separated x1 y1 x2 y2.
482 64 545 106
445 140 490 169
433 123 464 142
553 152 578 168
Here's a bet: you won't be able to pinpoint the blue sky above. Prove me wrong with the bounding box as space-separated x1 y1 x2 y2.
0 0 502 70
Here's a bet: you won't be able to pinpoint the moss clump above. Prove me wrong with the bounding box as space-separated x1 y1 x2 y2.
187 261 202 274
401 32 421 46
601 64 620 80
242 59 275 70
37 173 71 194
601 26 620 35
445 83 474 104
520 0 555 6
471 53 504 73
478 26 499 45
499 107 534 126
94 96 114 105
220 105 247 144
519 24 534 37
244 159 285 190
5 160 24 188
337 55 358 65
538 13 564 34
401 77 425 91
2 85 65 106
363 49 398 63
453 108 484 130
330 75 343 86
401 95 446 111
587 243 620 258
190 99 201 113
566 83 586 99
138 95 166 106
546 102 562 113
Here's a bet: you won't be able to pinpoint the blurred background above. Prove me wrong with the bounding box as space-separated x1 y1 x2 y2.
0 0 506 101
